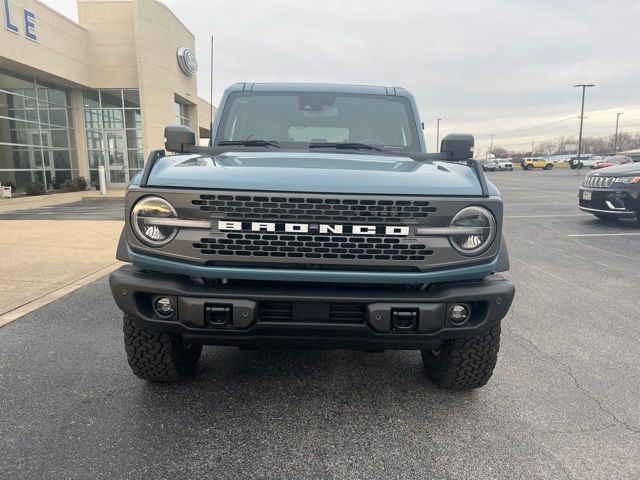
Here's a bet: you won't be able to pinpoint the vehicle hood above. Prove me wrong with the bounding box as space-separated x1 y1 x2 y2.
143 151 495 196
592 163 639 175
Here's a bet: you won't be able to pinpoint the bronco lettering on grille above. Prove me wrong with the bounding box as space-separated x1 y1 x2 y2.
217 221 410 236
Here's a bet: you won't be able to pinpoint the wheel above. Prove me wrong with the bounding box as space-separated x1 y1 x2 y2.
123 315 202 382
421 323 501 391
526 164 533 170
577 162 583 169
498 166 503 171
544 164 553 170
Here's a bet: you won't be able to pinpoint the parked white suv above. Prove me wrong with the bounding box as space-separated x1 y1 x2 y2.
571 156 601 169
483 159 514 171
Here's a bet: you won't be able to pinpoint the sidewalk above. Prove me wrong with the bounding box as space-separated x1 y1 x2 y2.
0 217 124 326
0 189 124 213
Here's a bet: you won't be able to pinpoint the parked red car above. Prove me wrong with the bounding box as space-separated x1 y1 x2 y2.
594 156 633 170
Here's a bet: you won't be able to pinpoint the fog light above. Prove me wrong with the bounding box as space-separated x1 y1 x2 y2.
448 304 470 325
154 296 175 318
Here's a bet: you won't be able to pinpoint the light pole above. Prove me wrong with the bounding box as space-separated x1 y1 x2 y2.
574 84 595 168
613 112 623 155
436 118 442 152
486 134 494 161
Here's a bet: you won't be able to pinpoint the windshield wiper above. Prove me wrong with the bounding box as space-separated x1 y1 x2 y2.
218 140 280 148
309 142 386 152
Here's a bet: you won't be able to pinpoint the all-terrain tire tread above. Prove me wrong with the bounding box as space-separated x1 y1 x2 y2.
123 315 201 382
422 324 501 391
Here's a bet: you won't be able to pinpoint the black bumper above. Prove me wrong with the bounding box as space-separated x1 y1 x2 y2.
109 266 515 350
578 187 639 218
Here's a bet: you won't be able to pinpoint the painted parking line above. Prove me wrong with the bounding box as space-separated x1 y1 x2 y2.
568 232 640 237
505 214 586 219
505 203 576 207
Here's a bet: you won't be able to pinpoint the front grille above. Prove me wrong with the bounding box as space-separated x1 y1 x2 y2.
192 194 437 224
584 176 615 188
194 233 433 262
258 301 366 323
258 302 292 322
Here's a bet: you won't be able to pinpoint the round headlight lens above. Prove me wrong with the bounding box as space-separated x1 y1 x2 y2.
131 196 178 246
449 206 496 255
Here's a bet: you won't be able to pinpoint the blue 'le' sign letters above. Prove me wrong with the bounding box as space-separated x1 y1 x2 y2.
3 0 37 41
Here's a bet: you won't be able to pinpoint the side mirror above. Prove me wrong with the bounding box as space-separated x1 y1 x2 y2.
164 125 196 153
440 133 475 161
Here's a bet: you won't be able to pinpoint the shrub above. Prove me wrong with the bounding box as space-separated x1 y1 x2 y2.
75 176 88 191
62 176 88 192
25 182 46 196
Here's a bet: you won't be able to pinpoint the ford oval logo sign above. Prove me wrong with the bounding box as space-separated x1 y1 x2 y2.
177 47 198 76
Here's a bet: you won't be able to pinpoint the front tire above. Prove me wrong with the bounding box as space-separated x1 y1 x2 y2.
421 324 501 390
526 164 533 170
123 315 202 382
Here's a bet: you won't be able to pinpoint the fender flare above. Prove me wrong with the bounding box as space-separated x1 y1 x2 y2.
495 234 510 272
116 227 130 263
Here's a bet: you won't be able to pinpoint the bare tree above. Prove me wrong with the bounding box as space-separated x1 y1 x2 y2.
491 147 510 158
492 132 640 158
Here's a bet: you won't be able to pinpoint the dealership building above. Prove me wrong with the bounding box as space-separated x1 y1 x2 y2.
0 0 214 190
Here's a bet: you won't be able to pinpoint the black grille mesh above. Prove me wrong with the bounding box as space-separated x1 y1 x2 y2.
258 302 366 323
192 194 437 224
194 233 433 262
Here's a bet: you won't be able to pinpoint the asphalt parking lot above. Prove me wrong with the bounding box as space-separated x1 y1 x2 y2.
1 169 639 479
0 200 123 221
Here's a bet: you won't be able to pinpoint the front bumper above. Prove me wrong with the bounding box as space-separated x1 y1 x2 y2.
578 186 639 218
109 266 515 350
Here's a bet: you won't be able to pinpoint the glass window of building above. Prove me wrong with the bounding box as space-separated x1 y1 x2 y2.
0 69 77 191
83 89 143 187
175 101 190 126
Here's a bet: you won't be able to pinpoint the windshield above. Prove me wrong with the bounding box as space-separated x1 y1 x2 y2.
215 91 420 152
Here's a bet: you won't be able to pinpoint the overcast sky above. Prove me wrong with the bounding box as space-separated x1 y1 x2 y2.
47 0 640 154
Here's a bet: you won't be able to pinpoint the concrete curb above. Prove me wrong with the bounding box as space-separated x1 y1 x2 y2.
81 195 125 202
0 190 125 212
0 262 124 328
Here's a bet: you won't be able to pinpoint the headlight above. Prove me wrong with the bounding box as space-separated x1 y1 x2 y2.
614 176 640 184
449 206 497 255
131 196 178 246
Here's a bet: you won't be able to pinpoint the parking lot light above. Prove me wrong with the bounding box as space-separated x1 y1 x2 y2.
573 84 595 170
613 112 623 155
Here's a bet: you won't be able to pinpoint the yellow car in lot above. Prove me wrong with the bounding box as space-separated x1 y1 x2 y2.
521 157 554 170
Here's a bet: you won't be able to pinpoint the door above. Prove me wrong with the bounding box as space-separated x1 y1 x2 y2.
103 130 129 187
28 131 54 188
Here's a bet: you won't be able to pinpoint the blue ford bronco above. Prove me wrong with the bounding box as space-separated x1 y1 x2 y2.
109 83 515 390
